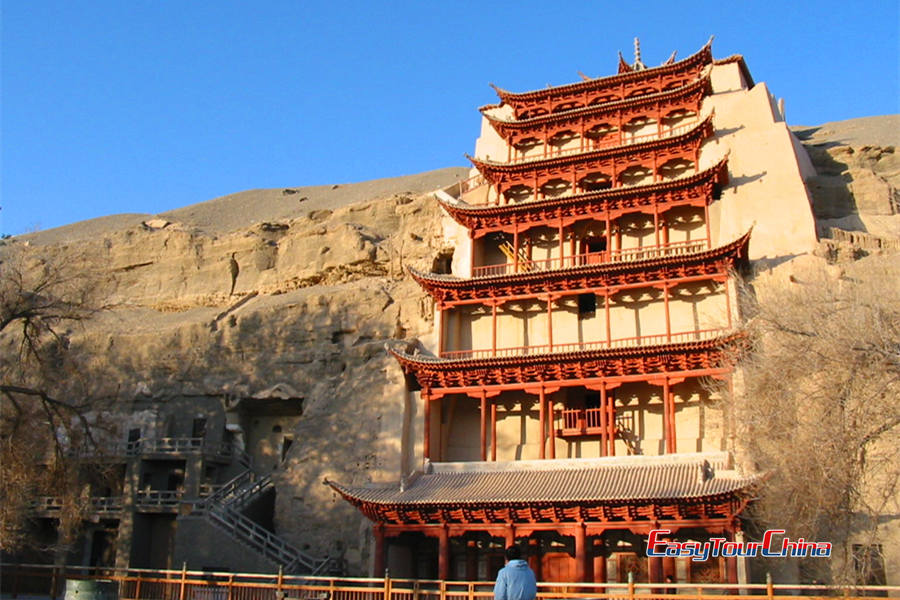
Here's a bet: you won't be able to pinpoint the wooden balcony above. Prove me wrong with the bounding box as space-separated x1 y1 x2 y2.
135 490 183 513
31 496 124 517
557 410 634 439
471 239 707 278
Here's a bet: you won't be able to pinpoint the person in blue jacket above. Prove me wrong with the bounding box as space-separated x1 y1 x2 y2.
493 546 537 600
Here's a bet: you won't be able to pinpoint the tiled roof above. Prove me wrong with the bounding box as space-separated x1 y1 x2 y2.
328 453 759 506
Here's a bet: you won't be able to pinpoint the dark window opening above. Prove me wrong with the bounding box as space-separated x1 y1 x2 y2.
191 418 207 439
432 249 454 274
128 428 141 443
578 293 597 316
712 183 722 200
585 392 601 410
272 424 282 433
281 436 294 461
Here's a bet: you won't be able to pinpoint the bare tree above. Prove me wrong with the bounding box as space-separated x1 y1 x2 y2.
0 245 108 554
727 255 900 583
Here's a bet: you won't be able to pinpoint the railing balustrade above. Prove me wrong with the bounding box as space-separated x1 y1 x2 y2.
455 120 701 206
441 328 728 360
135 490 183 510
471 240 707 278
2 563 897 600
68 437 235 461
506 120 699 165
30 496 124 515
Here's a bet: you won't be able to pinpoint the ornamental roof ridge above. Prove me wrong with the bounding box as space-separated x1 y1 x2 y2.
435 156 729 218
480 74 711 125
489 38 713 103
431 451 732 473
467 112 714 170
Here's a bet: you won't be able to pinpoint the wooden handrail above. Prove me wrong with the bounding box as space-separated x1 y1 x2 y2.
3 564 899 599
440 328 729 360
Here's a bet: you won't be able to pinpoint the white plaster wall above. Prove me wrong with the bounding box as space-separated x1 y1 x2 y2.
703 63 818 258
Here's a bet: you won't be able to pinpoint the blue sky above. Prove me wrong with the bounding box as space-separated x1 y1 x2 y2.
2 1 898 235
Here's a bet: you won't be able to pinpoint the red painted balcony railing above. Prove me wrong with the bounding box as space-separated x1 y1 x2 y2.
471 239 707 278
504 120 699 165
439 327 728 360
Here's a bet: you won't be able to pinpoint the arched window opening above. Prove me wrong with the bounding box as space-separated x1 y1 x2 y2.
661 108 697 132
657 158 694 181
552 101 583 113
584 123 617 148
589 94 617 105
503 185 534 203
626 86 657 98
548 130 578 154
578 172 613 192
540 178 570 199
618 165 653 187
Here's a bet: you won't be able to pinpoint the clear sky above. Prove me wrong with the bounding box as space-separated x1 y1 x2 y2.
2 1 898 236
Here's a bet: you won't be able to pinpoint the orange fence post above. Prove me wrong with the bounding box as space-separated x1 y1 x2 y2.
179 563 188 600
766 573 774 600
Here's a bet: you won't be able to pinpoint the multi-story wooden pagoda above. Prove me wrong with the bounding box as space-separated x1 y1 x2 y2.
331 39 765 585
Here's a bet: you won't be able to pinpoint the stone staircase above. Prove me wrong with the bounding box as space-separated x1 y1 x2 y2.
191 464 332 574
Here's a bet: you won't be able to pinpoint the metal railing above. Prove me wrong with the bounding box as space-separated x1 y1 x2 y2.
440 328 729 360
68 437 235 461
195 501 328 574
135 490 183 511
472 240 708 278
30 496 124 515
2 563 898 600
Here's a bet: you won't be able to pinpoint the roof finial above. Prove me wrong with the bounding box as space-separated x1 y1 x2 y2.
633 37 646 71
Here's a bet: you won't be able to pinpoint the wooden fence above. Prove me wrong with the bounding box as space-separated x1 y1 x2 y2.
2 564 898 600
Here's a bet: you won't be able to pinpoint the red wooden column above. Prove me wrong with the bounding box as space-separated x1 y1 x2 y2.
480 390 488 461
663 378 674 454
722 277 733 329
513 225 520 273
437 304 445 356
558 218 565 267
546 295 554 351
704 201 712 248
548 392 557 459
423 389 432 461
599 385 608 456
592 534 607 584
662 281 672 342
373 524 385 576
504 525 516 549
438 526 450 580
538 387 547 459
603 290 612 346
725 528 739 584
653 203 660 248
605 382 621 456
491 302 498 356
574 523 589 583
604 213 612 261
491 401 498 461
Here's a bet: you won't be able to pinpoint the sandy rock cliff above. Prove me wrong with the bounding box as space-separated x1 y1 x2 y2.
5 115 898 573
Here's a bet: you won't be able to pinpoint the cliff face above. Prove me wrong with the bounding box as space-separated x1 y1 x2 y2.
793 115 899 240
4 114 898 575
4 167 466 572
